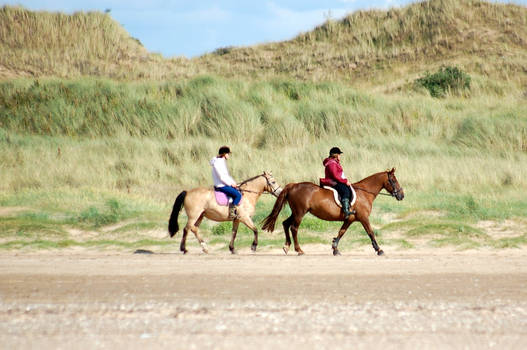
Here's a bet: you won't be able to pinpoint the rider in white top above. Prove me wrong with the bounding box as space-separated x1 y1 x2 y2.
210 146 241 219
210 156 236 188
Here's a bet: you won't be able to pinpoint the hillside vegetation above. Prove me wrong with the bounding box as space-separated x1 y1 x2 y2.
1 0 527 251
0 6 194 80
202 0 527 87
1 0 526 87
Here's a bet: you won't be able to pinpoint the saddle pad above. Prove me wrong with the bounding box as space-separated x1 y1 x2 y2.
214 190 243 206
323 186 357 208
214 191 232 206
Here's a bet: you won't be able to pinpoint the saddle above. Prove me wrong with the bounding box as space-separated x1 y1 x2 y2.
214 190 243 206
322 186 356 208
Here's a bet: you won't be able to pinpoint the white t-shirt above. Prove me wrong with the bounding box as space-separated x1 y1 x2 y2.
210 157 236 187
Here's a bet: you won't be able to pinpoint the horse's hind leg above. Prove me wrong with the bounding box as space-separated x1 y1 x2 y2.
360 218 384 256
191 213 208 253
332 221 352 256
290 212 307 255
183 212 207 254
282 215 293 255
180 226 189 254
229 220 240 254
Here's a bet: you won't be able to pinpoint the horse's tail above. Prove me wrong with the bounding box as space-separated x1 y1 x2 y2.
168 191 186 237
262 184 292 232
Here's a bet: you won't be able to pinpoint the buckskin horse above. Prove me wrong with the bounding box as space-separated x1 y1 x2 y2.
262 168 404 256
169 172 282 254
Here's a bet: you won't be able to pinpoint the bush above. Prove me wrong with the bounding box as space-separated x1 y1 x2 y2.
416 66 471 98
212 222 231 236
77 199 129 228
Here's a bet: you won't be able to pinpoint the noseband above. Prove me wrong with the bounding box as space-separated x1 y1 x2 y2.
264 174 282 196
387 173 403 198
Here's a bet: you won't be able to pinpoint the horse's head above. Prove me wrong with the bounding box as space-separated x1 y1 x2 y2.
263 171 282 197
385 168 404 201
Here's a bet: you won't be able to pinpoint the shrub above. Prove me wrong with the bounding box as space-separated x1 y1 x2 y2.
416 66 471 97
212 222 231 236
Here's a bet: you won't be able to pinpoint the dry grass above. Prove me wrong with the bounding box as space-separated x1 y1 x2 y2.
1 0 526 87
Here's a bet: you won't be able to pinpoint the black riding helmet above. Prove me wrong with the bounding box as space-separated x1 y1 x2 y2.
329 147 343 156
218 146 231 156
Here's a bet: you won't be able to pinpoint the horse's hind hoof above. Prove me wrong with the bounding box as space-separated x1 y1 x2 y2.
297 251 305 256
181 249 188 255
333 249 341 256
251 244 257 252
230 248 237 255
283 246 290 255
377 250 384 256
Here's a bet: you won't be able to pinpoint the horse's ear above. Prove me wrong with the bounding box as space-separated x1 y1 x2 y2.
390 167 396 174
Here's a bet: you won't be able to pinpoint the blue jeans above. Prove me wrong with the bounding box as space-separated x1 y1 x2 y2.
215 186 242 205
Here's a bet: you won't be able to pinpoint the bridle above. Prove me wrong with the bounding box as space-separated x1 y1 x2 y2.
354 171 402 198
239 173 282 197
387 172 403 199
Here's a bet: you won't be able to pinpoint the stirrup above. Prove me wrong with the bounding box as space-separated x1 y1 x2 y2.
344 207 356 217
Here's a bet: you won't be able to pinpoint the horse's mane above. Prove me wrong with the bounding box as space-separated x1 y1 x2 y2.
238 173 264 187
352 171 387 186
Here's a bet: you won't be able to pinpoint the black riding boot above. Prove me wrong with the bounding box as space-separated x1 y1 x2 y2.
341 198 352 220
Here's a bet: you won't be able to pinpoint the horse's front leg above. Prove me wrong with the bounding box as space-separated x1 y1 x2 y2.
229 220 240 254
360 218 384 256
240 216 258 252
332 220 352 256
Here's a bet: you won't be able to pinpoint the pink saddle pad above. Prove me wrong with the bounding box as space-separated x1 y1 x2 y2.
214 191 243 206
214 191 230 206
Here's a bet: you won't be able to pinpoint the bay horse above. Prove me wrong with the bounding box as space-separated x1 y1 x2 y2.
169 172 282 254
262 168 404 256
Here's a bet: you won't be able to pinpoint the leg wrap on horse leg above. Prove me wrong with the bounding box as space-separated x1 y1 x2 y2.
228 204 239 220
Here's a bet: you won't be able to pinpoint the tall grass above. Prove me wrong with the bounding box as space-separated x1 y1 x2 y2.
1 76 526 198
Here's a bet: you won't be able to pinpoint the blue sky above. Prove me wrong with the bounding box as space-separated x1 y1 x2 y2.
3 0 526 58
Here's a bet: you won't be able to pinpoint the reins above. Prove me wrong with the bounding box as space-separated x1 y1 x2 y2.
238 173 279 195
353 172 402 198
240 188 268 195
354 187 393 196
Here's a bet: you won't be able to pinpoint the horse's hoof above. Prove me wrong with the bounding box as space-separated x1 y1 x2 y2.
377 249 384 256
283 245 290 255
297 251 305 256
230 248 237 255
333 249 341 256
251 244 257 252
181 249 188 255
